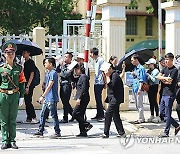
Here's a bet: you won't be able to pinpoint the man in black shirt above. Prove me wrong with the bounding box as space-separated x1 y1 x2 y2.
100 62 125 138
72 63 93 137
157 53 180 137
56 52 73 123
22 50 37 123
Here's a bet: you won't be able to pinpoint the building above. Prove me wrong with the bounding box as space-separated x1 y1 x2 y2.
75 0 165 55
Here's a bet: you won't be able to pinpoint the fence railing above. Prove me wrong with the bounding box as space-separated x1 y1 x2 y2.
0 33 103 68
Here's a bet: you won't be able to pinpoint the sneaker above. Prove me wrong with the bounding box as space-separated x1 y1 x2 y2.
152 116 161 123
175 125 180 135
31 118 39 124
159 133 169 138
134 119 145 124
85 124 93 132
117 132 126 138
59 119 68 123
76 132 87 137
147 115 154 122
100 134 109 138
34 131 43 136
91 116 98 120
50 133 61 139
97 117 105 122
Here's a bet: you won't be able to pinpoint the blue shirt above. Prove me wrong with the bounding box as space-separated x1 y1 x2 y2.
94 57 104 85
132 64 146 93
45 69 59 102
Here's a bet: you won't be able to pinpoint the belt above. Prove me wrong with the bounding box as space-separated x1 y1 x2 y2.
0 88 19 95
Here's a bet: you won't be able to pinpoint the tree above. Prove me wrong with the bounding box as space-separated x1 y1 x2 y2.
0 0 82 35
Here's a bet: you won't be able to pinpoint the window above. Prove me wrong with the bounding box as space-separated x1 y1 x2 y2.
146 16 153 36
126 16 137 35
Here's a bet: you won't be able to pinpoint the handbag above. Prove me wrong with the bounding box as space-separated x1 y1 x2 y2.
141 82 149 92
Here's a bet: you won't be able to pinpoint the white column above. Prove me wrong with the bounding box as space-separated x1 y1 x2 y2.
97 0 131 61
162 1 180 56
32 27 45 108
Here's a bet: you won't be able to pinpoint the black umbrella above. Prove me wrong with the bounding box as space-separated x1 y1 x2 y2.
4 39 43 56
118 48 154 72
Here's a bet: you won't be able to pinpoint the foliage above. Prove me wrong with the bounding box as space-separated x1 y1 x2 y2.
0 0 82 35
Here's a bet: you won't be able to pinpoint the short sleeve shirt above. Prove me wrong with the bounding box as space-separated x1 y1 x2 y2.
132 64 146 93
94 57 104 85
45 69 59 102
24 59 36 83
161 66 178 96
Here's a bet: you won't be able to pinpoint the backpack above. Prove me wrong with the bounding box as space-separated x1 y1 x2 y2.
32 66 40 87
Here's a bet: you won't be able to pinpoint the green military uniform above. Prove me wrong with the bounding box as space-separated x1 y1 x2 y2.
0 42 26 146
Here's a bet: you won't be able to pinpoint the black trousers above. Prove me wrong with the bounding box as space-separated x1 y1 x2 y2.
147 84 159 117
24 86 36 120
60 83 73 120
72 99 90 133
104 101 124 136
176 101 180 122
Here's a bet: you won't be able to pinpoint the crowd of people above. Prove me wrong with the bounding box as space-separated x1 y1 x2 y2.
1 41 180 150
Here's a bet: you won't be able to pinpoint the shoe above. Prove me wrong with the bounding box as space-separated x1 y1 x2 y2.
34 131 43 136
134 119 145 124
91 116 98 120
97 117 105 122
101 134 109 138
147 115 154 122
159 133 169 138
1 143 8 150
11 143 18 149
50 133 61 139
85 124 93 132
7 144 11 148
31 118 39 124
25 119 32 123
69 117 75 122
76 132 87 137
152 116 161 123
117 132 126 138
59 119 68 123
175 125 180 135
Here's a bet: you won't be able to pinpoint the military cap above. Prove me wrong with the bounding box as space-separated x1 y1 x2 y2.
1 41 17 52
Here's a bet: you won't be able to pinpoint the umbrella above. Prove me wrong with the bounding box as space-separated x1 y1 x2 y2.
117 48 154 72
4 39 43 56
126 40 165 53
118 40 165 72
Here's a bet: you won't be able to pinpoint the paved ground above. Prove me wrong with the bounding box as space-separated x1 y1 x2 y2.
0 102 180 153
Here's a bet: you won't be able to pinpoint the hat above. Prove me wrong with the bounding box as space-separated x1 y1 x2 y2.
100 62 111 73
77 53 84 59
145 58 156 65
159 57 165 62
1 41 17 52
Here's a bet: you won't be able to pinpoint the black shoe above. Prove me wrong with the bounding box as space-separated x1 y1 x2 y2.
101 134 109 138
34 131 43 136
11 143 18 149
69 117 75 122
76 132 87 137
175 125 180 135
91 116 98 120
59 119 68 123
97 117 105 122
117 132 126 138
1 143 8 150
158 133 169 138
85 124 93 132
50 133 61 139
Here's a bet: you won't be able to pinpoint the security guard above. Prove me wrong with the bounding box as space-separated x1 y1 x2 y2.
0 42 26 150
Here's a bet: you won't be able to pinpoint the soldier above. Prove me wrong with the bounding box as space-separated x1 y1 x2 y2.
0 42 26 149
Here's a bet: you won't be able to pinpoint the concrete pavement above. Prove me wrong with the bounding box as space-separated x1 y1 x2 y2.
0 102 180 153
